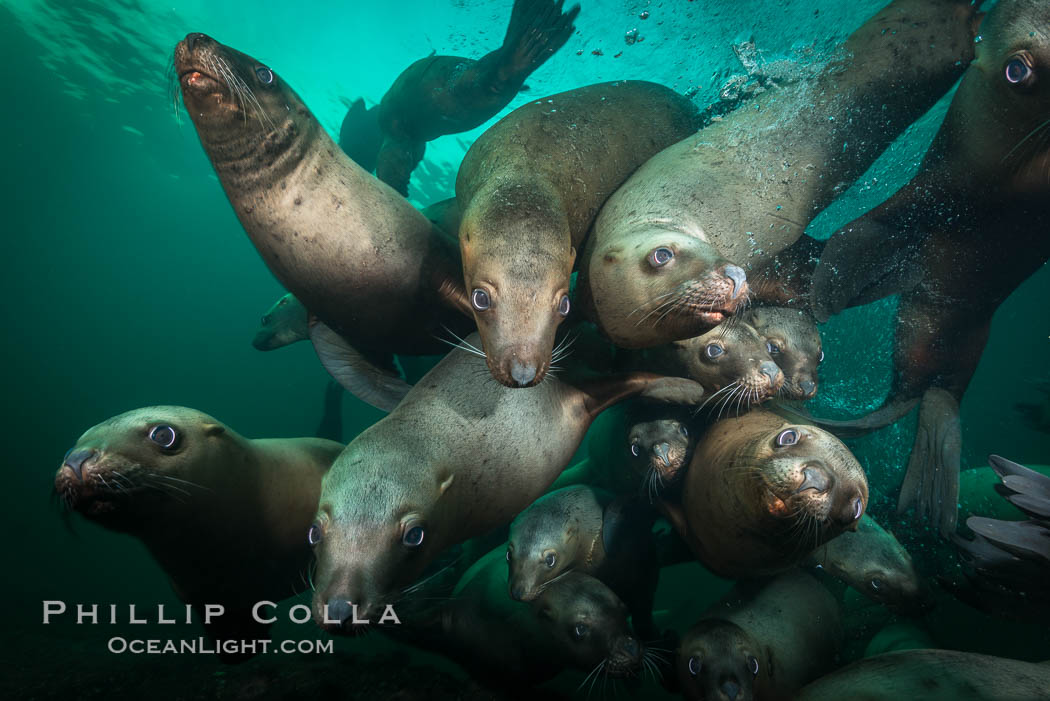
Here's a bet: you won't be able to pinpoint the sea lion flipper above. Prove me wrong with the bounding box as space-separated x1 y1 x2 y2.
497 0 580 80
375 136 425 197
310 322 411 412
966 518 1050 564
636 377 706 405
769 397 918 438
896 388 961 539
990 455 1050 497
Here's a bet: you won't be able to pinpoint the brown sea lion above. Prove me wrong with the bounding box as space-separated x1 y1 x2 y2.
662 410 868 577
626 403 699 498
809 0 1050 537
578 0 981 349
804 514 924 613
252 292 308 351
456 80 700 387
677 571 842 701
308 332 704 630
175 34 472 410
745 306 823 400
795 649 1050 701
53 407 341 662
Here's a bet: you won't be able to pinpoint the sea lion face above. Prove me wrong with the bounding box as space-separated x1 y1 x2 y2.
589 231 749 347
252 293 308 350
678 620 763 701
746 307 822 400
174 33 314 171
54 407 229 532
672 322 784 407
627 416 695 491
507 492 586 602
534 573 644 679
847 518 924 611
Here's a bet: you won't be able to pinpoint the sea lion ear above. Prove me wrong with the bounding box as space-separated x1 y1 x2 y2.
438 474 455 495
202 423 226 437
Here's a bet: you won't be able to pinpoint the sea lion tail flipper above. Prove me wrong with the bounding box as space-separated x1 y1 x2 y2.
896 388 961 539
499 0 580 79
966 517 1050 564
375 136 425 197
314 380 345 443
768 397 918 438
309 321 411 412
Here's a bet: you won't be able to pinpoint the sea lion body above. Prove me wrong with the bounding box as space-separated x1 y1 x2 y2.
677 570 842 701
795 650 1050 701
664 410 868 577
54 407 341 659
580 0 980 349
309 332 704 628
746 306 823 400
252 292 308 350
456 80 700 387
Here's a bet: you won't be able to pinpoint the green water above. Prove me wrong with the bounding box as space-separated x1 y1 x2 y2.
4 0 1049 698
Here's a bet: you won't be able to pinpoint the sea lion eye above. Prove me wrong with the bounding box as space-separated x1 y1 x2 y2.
1004 56 1032 85
260 314 271 325
558 295 571 316
307 523 322 546
775 429 799 447
148 425 179 450
688 656 701 677
819 350 824 363
679 424 688 437
630 442 641 457
255 66 274 84
766 341 781 355
574 623 589 638
506 548 511 562
705 344 724 359
403 525 425 547
747 655 759 676
648 247 675 267
870 578 882 591
544 551 557 568
852 497 864 521
471 288 491 311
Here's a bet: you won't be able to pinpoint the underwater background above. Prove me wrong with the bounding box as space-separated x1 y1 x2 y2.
3 0 1048 697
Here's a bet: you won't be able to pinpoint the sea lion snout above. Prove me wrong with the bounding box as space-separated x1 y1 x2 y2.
724 265 747 300
759 361 781 386
799 379 817 397
61 448 97 482
606 634 643 676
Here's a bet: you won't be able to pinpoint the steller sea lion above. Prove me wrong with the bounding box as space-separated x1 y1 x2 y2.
456 80 700 388
175 34 473 411
677 570 842 701
661 410 868 578
795 649 1050 701
625 402 698 499
53 407 342 662
252 292 308 351
308 332 704 630
809 0 1050 538
578 0 981 350
745 306 823 400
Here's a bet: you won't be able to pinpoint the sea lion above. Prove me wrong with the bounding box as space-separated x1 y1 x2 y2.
349 0 580 195
1015 379 1050 434
309 332 705 630
252 292 308 351
662 410 869 577
676 570 842 701
578 0 980 349
804 514 924 613
175 34 472 410
507 486 659 639
456 80 700 387
622 320 785 412
53 406 342 662
745 306 823 400
809 0 1050 538
795 649 1050 701
626 402 698 498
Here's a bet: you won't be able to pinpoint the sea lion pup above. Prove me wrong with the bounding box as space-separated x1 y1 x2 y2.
661 410 868 577
347 0 580 195
795 649 1050 701
745 307 822 400
578 0 981 350
456 80 701 388
626 403 698 498
309 332 704 631
622 321 785 412
808 0 1050 538
676 571 841 701
175 34 473 411
53 406 342 662
507 487 660 639
252 292 308 351
804 514 924 613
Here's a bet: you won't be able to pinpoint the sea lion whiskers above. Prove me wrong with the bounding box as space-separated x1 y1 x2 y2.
536 565 576 595
400 553 464 596
435 325 488 360
578 658 606 696
166 56 183 126
694 380 740 415
1001 114 1050 166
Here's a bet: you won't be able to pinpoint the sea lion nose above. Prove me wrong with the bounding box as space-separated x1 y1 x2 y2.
510 586 525 601
721 679 741 700
622 636 640 658
800 379 817 396
326 599 353 625
759 361 781 384
796 466 831 494
510 360 538 387
185 32 207 52
63 449 96 481
653 443 671 467
724 265 747 299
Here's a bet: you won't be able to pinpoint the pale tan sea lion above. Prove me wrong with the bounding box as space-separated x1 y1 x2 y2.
252 292 308 351
745 306 823 400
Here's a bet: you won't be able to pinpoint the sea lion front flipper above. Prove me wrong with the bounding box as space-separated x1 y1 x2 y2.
896 388 961 539
375 136 426 197
495 0 581 82
309 321 411 412
967 517 1050 564
636 377 706 405
990 455 1050 516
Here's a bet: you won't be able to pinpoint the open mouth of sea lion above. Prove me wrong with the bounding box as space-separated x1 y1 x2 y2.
178 67 223 94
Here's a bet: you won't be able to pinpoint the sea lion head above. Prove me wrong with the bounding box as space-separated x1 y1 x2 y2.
507 486 602 602
585 230 750 348
174 33 317 176
678 619 765 701
252 293 308 351
944 0 1050 191
533 572 644 680
310 451 454 633
822 516 925 612
459 187 573 388
54 407 232 532
745 307 822 400
627 413 695 493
